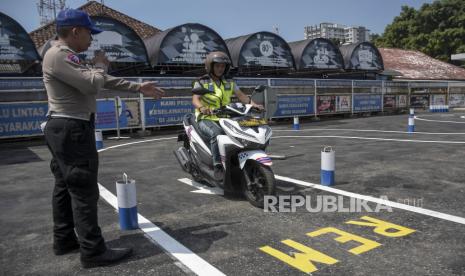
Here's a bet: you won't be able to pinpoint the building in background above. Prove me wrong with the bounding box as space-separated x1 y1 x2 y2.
344 26 370 44
304 23 370 44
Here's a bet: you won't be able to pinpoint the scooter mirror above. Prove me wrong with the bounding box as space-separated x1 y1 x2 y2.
254 85 267 93
192 87 212 95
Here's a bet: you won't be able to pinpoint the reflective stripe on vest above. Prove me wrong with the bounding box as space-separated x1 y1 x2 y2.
195 80 234 121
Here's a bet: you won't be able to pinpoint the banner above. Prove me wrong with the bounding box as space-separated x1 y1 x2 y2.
80 17 148 63
300 39 343 69
273 95 314 117
317 95 336 114
145 97 194 126
431 94 446 105
239 33 294 67
336 95 351 112
270 78 315 87
350 43 383 70
0 78 44 90
449 94 465 107
235 78 268 87
95 99 128 129
316 79 352 88
159 24 229 65
0 13 40 61
0 102 47 138
124 99 141 127
383 95 396 109
397 95 408 108
353 94 382 112
410 95 429 108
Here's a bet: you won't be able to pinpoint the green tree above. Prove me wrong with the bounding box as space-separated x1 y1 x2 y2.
374 0 465 63
370 33 381 44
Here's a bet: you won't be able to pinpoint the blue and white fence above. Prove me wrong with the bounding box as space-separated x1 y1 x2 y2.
1 77 465 139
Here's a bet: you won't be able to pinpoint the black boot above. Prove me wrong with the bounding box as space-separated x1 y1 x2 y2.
80 247 133 268
53 242 80 256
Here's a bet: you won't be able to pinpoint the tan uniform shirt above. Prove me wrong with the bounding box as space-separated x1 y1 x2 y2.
42 41 141 118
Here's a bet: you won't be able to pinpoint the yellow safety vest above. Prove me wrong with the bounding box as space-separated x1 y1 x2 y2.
195 79 234 121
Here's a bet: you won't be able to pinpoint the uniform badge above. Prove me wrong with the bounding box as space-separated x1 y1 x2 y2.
67 54 81 64
224 83 231 90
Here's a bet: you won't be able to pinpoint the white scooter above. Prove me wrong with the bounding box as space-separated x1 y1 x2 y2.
174 85 275 207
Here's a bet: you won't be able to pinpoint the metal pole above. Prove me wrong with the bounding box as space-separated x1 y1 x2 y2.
351 80 354 115
138 78 146 132
381 80 385 113
408 82 411 109
447 81 450 111
265 78 271 120
115 96 121 139
314 79 318 119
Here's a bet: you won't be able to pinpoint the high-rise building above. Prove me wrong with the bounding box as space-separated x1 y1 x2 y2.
345 26 370 44
304 22 370 44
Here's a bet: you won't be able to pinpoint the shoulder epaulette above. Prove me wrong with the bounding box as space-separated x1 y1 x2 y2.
197 74 211 85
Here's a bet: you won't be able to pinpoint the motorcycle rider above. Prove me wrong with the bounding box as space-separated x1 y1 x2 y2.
192 51 263 180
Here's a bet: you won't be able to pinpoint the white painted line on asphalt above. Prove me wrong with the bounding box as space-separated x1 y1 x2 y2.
415 116 465 124
98 137 177 153
275 175 465 225
98 183 225 276
95 133 464 274
272 135 465 144
97 139 225 276
273 128 465 135
178 178 224 195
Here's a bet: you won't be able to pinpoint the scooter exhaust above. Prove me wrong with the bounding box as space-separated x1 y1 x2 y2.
174 147 191 173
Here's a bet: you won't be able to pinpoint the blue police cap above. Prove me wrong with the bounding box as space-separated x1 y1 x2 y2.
56 9 102 35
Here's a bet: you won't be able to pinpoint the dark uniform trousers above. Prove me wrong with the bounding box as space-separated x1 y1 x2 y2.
198 119 224 166
44 115 106 257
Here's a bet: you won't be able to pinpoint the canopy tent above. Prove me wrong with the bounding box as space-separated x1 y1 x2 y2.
225 32 295 76
288 38 344 77
39 16 151 76
0 12 41 76
144 23 230 75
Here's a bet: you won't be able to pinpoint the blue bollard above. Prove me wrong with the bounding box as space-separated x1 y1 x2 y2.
408 116 415 133
116 174 138 230
321 146 335 186
293 116 300 130
95 130 104 150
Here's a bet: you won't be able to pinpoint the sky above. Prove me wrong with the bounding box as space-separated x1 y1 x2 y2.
1 0 433 41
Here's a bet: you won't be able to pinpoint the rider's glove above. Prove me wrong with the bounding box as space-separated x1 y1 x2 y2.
200 106 211 115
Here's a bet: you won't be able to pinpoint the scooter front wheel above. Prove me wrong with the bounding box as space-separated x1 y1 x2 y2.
243 160 275 208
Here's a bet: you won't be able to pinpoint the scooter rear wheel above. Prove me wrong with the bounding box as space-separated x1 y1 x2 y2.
243 160 275 208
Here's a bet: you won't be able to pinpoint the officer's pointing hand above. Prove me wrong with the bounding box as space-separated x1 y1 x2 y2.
139 81 165 99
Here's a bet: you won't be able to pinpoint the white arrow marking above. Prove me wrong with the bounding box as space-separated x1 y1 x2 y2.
178 178 224 195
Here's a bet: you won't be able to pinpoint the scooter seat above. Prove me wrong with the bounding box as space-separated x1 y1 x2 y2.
183 114 211 144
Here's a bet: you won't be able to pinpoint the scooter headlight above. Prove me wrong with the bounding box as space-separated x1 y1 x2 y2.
223 121 256 140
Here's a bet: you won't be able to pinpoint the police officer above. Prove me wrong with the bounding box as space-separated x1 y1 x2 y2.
192 51 263 180
42 9 165 268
